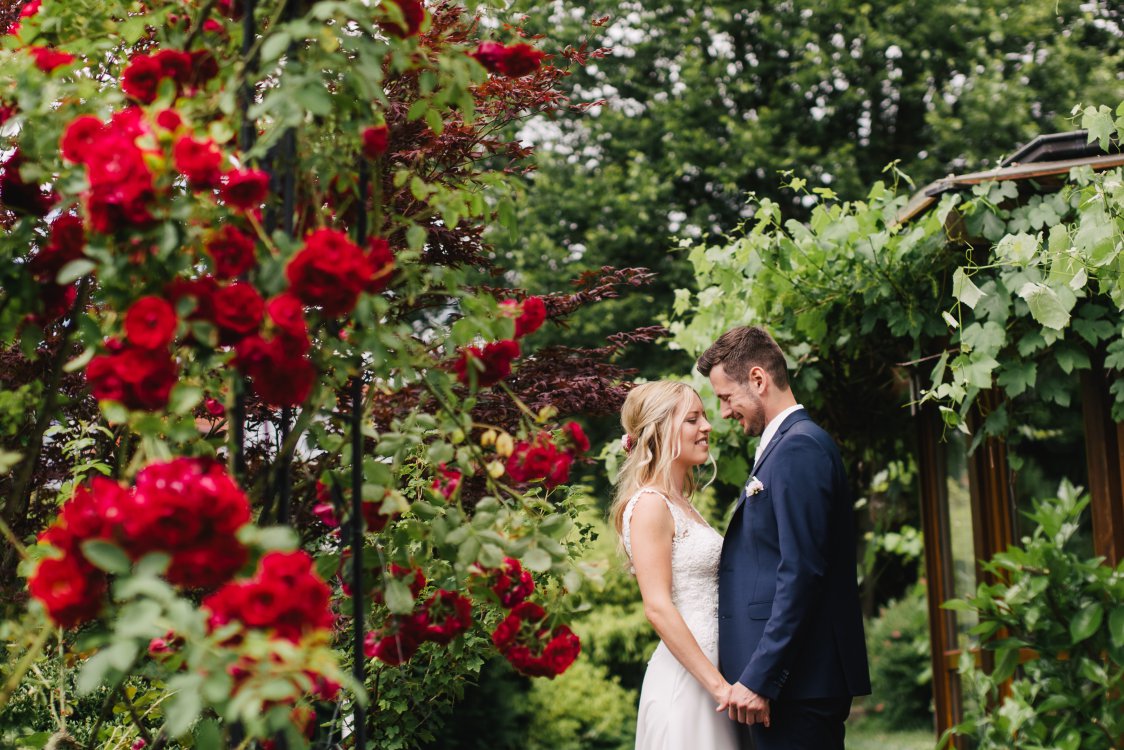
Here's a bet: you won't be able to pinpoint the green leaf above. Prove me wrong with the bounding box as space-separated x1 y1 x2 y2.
1018 282 1071 330
1069 602 1103 643
539 513 573 538
384 577 416 614
1109 605 1124 648
294 83 333 116
168 384 203 415
1082 104 1115 150
80 539 131 575
193 719 222 749
56 259 96 285
260 31 292 63
165 673 204 737
996 232 1039 264
77 641 137 694
991 646 1019 683
997 361 1036 398
63 347 96 373
406 224 427 249
522 546 552 572
952 267 984 309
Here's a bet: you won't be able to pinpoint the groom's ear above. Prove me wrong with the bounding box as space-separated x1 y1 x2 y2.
748 365 768 393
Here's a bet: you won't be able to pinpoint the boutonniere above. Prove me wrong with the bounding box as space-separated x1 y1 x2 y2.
746 477 765 496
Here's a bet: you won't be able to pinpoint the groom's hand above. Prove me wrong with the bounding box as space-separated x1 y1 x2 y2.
719 682 770 726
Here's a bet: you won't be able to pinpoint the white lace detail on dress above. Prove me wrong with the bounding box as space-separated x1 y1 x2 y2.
621 488 723 656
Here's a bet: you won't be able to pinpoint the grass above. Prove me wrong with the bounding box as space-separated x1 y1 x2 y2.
846 722 939 750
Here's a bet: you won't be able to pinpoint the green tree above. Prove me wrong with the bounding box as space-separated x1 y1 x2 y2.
498 0 1124 372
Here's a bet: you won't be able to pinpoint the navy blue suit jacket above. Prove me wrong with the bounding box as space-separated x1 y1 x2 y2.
717 410 871 701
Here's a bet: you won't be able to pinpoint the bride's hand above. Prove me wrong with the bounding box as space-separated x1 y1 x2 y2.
713 681 734 709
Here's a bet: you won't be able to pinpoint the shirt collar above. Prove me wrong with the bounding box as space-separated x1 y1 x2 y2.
754 404 804 467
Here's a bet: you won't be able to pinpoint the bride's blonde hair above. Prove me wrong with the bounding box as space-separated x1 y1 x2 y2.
609 380 710 542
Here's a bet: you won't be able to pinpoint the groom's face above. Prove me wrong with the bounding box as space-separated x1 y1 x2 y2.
708 363 767 437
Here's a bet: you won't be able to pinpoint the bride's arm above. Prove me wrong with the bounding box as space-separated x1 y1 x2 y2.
629 492 730 704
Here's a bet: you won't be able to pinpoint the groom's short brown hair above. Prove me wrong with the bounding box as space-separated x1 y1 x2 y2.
696 326 789 390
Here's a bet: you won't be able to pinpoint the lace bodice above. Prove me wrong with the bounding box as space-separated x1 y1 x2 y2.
622 488 724 656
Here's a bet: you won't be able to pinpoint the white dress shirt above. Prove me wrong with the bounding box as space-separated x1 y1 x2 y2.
753 404 804 469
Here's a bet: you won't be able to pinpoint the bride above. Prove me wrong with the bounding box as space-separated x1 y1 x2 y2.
610 381 744 749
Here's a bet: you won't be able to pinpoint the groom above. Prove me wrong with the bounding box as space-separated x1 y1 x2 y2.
698 326 870 750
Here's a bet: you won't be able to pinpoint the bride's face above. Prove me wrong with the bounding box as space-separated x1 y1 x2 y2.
674 392 712 466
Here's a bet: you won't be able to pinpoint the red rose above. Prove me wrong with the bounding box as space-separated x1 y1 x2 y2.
28 554 107 628
373 564 427 605
266 293 307 344
285 228 372 316
546 451 573 488
124 296 177 350
166 276 219 321
470 42 546 77
216 0 243 20
0 150 58 217
205 226 257 278
87 345 177 411
234 334 315 406
506 433 571 487
379 0 425 37
190 49 220 84
489 557 534 608
82 132 156 232
28 46 76 73
366 237 396 292
155 109 183 131
121 53 165 103
212 281 265 342
203 551 333 642
421 590 472 644
219 168 270 211
350 493 386 532
454 339 520 388
364 628 422 665
0 104 14 124
115 458 253 588
174 136 224 190
501 295 546 338
562 421 590 454
60 115 106 163
29 214 86 281
362 125 390 158
496 43 546 77
4 0 40 37
153 49 192 86
469 42 507 73
430 464 461 500
204 396 225 416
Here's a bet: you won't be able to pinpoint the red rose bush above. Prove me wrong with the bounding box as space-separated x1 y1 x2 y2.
0 0 612 743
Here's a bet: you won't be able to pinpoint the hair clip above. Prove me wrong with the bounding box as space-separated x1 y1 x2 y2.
622 433 633 454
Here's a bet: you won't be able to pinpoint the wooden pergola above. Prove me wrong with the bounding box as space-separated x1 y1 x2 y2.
902 131 1124 740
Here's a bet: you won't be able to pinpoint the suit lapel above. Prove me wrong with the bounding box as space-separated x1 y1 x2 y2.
732 410 809 513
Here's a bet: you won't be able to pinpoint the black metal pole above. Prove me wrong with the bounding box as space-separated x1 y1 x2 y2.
231 3 258 747
350 373 366 747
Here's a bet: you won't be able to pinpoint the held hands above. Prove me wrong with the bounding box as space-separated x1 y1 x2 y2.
715 681 770 726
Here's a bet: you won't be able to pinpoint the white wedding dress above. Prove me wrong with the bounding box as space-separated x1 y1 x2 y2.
622 488 739 750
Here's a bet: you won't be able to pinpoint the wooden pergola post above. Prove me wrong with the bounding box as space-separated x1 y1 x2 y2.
1082 358 1124 566
916 404 964 742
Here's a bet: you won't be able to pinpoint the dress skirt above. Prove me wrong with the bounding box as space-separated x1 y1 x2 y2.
635 641 740 750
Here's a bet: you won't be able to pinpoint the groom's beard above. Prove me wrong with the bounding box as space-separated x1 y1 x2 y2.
740 391 767 436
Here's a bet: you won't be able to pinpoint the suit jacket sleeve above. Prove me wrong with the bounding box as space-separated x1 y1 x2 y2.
739 432 835 698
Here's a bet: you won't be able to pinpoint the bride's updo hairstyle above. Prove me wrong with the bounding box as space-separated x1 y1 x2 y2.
609 380 702 542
